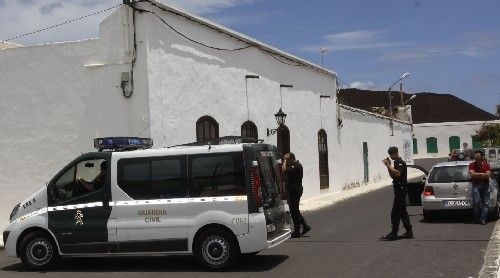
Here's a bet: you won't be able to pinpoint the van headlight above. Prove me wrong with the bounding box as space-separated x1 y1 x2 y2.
9 203 20 222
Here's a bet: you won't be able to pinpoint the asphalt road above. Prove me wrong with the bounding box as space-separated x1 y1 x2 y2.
414 157 449 172
0 186 495 278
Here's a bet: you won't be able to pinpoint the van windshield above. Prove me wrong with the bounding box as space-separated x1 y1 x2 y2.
428 166 471 183
256 150 282 207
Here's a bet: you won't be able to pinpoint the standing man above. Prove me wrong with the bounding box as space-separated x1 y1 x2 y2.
283 152 311 238
380 147 413 241
469 150 491 225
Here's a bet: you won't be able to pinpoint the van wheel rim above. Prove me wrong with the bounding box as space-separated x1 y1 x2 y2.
26 239 52 266
202 236 229 266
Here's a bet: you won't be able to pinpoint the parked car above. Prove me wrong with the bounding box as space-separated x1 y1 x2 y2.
421 161 500 221
406 165 428 205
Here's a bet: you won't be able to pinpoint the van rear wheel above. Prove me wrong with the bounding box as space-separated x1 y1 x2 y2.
19 231 59 270
194 227 240 271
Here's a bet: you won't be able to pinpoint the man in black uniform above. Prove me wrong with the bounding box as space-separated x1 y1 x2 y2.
283 152 311 238
380 147 413 241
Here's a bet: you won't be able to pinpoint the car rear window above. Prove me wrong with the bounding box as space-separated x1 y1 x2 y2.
428 166 470 183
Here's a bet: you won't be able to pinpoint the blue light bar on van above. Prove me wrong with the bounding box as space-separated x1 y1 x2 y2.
94 137 153 151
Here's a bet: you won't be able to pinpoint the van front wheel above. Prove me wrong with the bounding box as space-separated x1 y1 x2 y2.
19 231 59 270
194 228 240 271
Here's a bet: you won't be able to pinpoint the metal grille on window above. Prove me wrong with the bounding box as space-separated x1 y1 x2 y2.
196 116 219 142
241 121 258 141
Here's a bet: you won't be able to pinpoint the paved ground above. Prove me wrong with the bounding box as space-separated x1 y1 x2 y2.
414 157 448 172
0 186 494 278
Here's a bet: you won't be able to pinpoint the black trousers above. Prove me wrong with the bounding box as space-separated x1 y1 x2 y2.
289 191 308 232
391 187 412 233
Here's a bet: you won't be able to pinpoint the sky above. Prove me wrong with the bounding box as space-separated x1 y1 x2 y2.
0 0 499 114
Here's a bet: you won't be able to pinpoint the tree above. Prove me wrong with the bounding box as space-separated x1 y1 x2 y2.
472 123 500 147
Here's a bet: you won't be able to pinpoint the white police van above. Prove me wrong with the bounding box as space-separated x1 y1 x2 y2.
3 137 291 270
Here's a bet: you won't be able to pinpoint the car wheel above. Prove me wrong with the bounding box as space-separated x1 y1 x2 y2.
19 231 59 270
423 209 434 222
194 227 240 271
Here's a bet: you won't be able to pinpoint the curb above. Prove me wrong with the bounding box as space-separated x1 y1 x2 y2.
479 219 500 278
300 172 423 213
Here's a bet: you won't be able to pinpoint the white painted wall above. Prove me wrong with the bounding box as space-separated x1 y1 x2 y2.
333 106 414 193
413 120 500 158
0 6 149 231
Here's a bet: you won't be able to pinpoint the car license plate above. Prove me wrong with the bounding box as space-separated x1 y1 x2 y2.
443 200 470 207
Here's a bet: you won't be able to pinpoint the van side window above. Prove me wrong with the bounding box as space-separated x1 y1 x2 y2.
117 156 187 200
189 152 245 197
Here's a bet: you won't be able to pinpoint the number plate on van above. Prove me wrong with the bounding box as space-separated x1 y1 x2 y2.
443 200 470 207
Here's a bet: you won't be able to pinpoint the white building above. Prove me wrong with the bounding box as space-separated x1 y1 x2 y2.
0 1 412 231
338 89 499 159
413 120 500 158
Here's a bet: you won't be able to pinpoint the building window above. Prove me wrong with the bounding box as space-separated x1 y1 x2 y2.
196 116 219 142
426 137 438 153
412 138 418 154
318 129 329 189
472 137 484 149
449 136 460 152
241 121 258 141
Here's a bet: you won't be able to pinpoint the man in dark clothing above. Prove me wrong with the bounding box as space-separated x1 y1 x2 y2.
283 152 311 238
380 146 413 241
469 150 491 225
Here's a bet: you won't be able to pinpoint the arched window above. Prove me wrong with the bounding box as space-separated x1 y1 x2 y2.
277 124 290 158
449 136 460 152
318 129 329 189
241 121 258 141
426 137 438 153
196 116 219 142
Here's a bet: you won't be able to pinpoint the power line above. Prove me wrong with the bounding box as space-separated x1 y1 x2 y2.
1 4 123 43
136 7 252 51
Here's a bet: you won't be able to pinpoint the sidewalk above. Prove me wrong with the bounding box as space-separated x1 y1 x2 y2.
301 170 422 212
479 220 500 278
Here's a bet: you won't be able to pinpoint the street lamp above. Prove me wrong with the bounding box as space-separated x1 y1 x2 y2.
267 84 292 136
320 48 329 67
388 73 410 136
404 94 416 105
245 74 259 120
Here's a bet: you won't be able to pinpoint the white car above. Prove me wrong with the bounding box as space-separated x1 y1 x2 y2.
3 137 291 270
421 161 499 221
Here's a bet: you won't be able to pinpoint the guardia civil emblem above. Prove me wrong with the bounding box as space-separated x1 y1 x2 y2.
75 210 84 225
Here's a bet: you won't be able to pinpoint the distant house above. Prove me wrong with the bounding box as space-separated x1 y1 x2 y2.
339 88 500 158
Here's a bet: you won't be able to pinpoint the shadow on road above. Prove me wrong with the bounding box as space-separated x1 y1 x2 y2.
1 254 289 273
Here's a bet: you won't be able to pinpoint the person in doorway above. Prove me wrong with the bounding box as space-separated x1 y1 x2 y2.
77 161 107 192
380 147 413 241
469 150 491 225
283 152 311 238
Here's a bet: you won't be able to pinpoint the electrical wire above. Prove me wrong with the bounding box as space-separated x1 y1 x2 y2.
135 7 251 51
1 4 123 43
138 0 315 69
